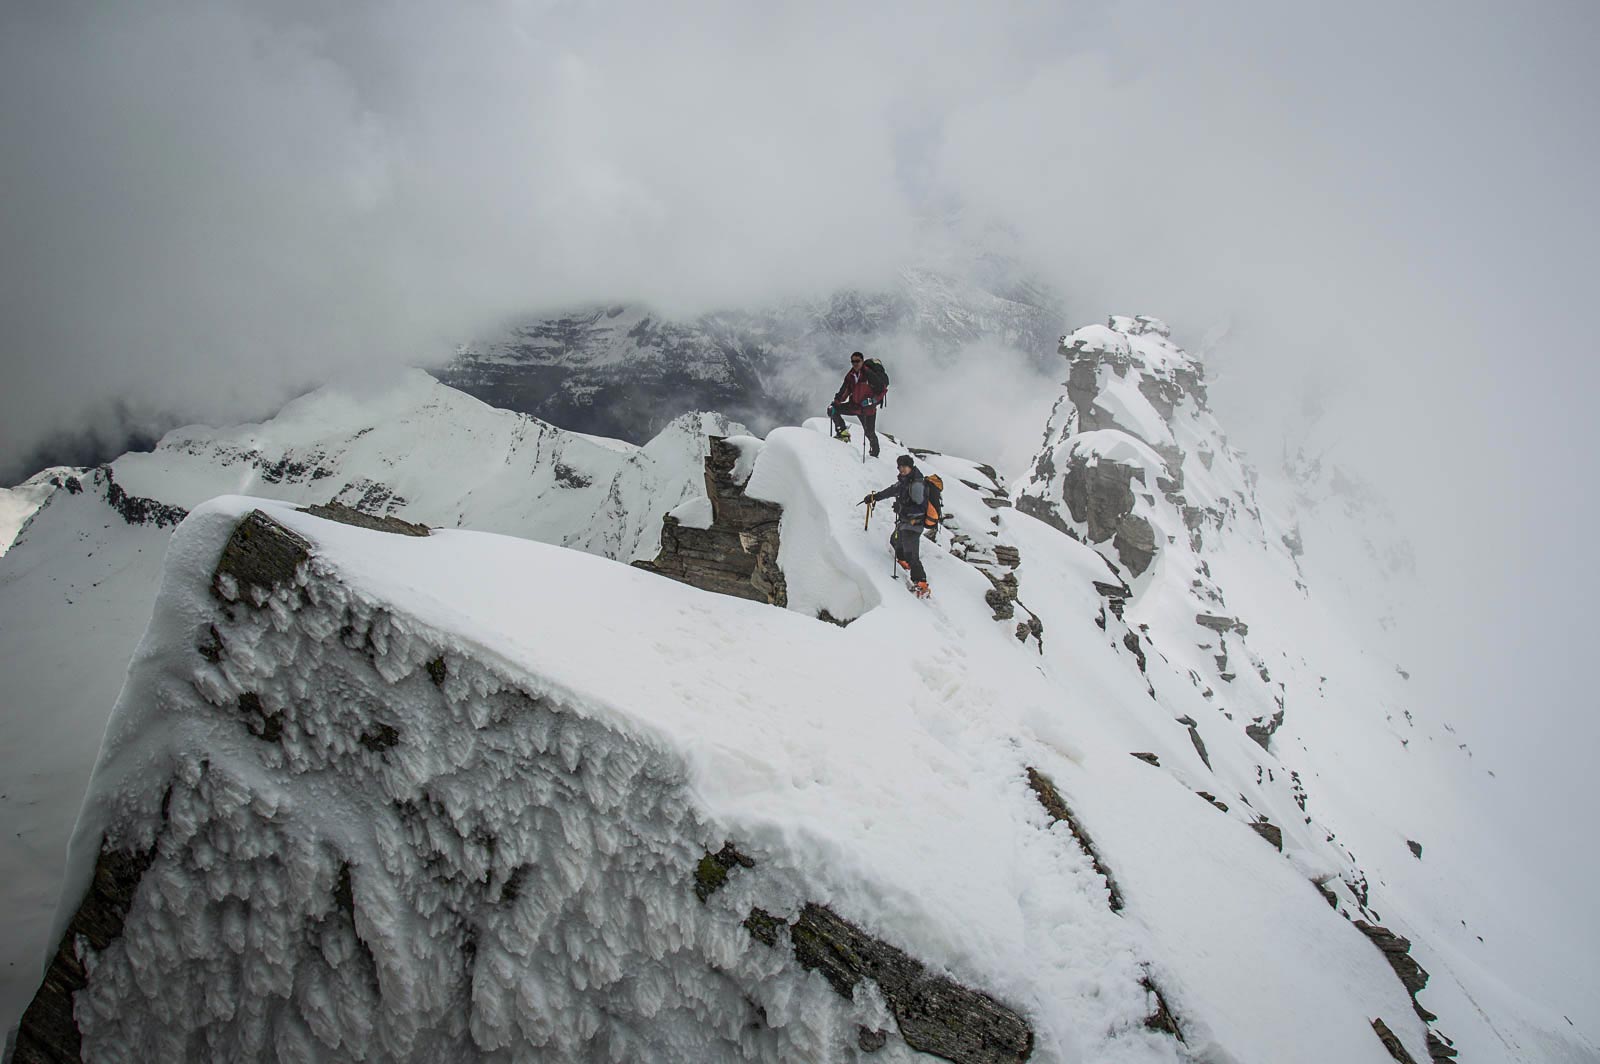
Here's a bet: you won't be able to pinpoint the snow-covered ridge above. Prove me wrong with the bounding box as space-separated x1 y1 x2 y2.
0 372 740 1044
20 422 1478 1062
7 327 1593 1062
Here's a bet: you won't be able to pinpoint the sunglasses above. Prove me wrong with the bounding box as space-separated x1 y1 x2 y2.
851 357 863 363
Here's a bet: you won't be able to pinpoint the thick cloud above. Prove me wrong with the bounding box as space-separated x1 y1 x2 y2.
3 0 1597 1022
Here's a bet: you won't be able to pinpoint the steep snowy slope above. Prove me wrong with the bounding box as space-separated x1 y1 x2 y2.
9 321 1594 1062
1014 316 1597 1062
22 472 1435 1063
0 468 79 558
0 373 738 1041
437 267 1065 442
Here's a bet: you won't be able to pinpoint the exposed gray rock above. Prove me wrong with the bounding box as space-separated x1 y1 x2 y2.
211 508 312 603
1063 453 1142 546
1140 973 1185 1043
1186 724 1212 771
635 437 787 607
859 1026 889 1052
694 842 755 903
1120 630 1149 675
982 570 1019 621
789 904 1034 1064
13 842 157 1064
1246 710 1285 752
1426 1030 1459 1060
1026 768 1124 912
1195 613 1248 636
300 500 431 537
97 467 189 528
1353 920 1430 998
1373 1017 1420 1063
1129 752 1160 766
1112 514 1156 577
1013 494 1078 539
743 907 785 948
1249 820 1283 851
1408 840 1423 860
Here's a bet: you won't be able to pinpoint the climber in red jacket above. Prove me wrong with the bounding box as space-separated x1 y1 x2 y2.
827 351 887 458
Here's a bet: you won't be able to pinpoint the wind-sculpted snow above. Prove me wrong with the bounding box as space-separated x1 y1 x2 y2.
35 505 899 1061
0 374 742 1040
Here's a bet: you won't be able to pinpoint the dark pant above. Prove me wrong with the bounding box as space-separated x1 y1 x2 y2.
890 523 926 584
828 404 879 456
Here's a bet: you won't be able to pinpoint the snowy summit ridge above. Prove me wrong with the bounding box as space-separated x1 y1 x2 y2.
6 322 1594 1063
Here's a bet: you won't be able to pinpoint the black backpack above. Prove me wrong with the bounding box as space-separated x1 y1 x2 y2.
861 357 890 392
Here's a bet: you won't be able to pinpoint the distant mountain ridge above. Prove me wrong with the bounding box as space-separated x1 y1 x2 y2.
435 267 1068 443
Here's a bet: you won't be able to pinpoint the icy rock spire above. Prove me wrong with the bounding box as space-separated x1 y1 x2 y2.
1015 315 1246 580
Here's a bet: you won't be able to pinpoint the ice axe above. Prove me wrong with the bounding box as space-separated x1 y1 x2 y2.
863 495 875 531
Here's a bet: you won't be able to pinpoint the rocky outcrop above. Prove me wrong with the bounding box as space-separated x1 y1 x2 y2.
1062 453 1139 544
299 500 431 537
1250 820 1284 851
1373 1017 1420 1063
778 904 1035 1064
1354 920 1430 999
12 844 157 1064
97 467 189 528
1246 710 1285 752
634 437 786 606
211 507 313 601
1026 768 1124 912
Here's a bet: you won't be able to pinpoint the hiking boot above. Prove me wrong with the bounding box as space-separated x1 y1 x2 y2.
914 581 931 598
836 428 852 442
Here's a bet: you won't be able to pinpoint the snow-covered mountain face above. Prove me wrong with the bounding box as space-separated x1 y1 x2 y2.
436 268 1066 443
17 412 1593 1063
6 323 1594 1062
0 373 742 1043
0 469 79 559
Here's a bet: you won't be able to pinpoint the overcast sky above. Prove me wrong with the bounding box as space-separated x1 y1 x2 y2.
3 0 1597 1023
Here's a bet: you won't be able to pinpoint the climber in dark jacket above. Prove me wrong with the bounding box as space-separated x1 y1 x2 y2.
863 455 931 597
828 351 886 457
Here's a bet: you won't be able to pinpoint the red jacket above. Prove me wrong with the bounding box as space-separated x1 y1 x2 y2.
835 368 885 411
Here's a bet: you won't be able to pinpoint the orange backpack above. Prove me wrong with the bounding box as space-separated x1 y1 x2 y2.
922 474 944 527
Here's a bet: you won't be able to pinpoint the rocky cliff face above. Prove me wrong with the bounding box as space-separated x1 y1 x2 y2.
436 268 1066 443
633 437 787 607
1017 315 1232 579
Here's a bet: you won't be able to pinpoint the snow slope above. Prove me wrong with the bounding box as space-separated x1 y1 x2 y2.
0 468 79 558
42 466 1433 1062
8 323 1595 1062
0 373 738 1041
1015 316 1598 1062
